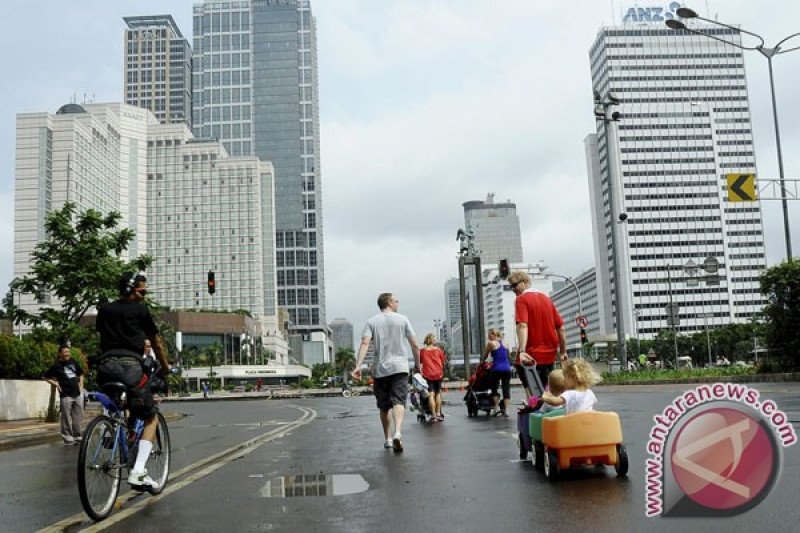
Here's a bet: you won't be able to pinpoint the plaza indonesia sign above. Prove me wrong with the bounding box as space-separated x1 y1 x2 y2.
622 2 683 23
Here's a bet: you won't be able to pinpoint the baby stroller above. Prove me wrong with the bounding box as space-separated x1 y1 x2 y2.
409 373 434 422
464 361 495 417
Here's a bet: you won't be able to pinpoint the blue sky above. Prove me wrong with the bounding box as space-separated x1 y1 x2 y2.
2 0 800 342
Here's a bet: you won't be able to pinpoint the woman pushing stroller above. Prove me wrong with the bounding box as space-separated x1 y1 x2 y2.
480 329 512 417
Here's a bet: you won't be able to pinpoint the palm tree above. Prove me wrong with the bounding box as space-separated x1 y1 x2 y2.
335 347 355 380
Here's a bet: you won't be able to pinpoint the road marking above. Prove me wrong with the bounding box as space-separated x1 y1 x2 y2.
38 405 316 533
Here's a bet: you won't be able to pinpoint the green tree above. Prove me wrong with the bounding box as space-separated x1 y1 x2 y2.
760 260 800 370
334 347 355 376
9 202 152 345
311 363 335 384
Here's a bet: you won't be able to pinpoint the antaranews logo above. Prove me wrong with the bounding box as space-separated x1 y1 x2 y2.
646 383 796 518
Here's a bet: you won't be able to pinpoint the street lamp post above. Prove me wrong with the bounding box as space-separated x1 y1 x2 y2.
667 8 799 260
594 92 627 368
702 313 712 367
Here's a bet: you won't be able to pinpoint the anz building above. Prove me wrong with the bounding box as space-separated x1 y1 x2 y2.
585 4 767 340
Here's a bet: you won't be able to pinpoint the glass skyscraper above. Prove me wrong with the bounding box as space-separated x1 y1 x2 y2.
192 0 325 345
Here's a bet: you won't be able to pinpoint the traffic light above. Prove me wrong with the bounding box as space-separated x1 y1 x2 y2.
580 328 588 344
207 271 215 295
499 259 510 279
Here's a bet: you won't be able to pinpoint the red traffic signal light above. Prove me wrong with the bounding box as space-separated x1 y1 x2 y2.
207 271 216 295
499 259 510 279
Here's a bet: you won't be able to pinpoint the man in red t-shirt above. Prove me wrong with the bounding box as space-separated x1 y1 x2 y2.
509 271 567 389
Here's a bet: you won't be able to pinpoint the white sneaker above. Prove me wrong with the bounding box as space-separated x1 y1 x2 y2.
127 469 159 490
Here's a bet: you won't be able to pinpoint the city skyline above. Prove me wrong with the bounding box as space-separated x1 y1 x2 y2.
2 1 800 344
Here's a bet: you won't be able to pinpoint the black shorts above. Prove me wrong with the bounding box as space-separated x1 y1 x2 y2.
96 357 158 419
426 379 442 394
373 373 409 411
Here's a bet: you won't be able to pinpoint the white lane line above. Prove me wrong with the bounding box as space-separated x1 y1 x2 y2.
38 405 316 533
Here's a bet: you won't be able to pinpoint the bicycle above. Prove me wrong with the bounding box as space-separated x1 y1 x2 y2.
341 384 360 398
77 381 171 521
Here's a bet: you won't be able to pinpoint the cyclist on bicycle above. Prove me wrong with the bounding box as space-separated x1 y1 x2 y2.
95 272 170 490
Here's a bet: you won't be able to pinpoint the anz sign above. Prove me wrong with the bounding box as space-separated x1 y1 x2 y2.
622 2 682 23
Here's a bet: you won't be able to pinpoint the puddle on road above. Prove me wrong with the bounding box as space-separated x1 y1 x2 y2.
260 474 369 498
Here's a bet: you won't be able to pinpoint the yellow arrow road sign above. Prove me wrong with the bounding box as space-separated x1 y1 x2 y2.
726 173 756 202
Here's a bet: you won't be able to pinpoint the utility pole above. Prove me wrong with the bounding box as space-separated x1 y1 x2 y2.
457 227 484 378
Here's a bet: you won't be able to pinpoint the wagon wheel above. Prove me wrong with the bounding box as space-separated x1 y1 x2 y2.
532 442 544 471
544 450 560 481
615 444 629 477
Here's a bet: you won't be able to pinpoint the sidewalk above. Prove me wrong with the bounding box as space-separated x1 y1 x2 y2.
0 387 348 451
0 406 186 452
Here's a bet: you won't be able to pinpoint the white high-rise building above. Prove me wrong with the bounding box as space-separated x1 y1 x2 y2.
14 103 153 312
14 102 286 356
586 14 767 340
145 123 278 325
443 277 462 353
463 193 523 266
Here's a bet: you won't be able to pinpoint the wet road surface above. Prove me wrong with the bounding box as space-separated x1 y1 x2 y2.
2 383 799 532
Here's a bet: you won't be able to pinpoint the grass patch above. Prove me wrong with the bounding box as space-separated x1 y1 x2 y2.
601 365 757 383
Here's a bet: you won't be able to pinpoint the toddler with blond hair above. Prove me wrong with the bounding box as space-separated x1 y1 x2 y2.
541 358 602 413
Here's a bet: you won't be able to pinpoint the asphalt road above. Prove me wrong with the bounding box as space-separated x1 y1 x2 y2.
2 383 799 532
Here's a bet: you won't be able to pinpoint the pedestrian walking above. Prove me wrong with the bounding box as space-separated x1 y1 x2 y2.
353 292 421 452
420 333 446 422
202 382 209 399
43 345 85 445
480 329 512 416
508 271 568 389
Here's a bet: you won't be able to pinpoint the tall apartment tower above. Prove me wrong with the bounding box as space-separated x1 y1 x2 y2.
463 193 523 266
329 318 354 352
124 15 192 128
443 277 463 352
586 13 767 340
192 0 326 354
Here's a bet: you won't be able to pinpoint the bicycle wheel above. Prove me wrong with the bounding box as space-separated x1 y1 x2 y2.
145 412 171 495
78 415 122 521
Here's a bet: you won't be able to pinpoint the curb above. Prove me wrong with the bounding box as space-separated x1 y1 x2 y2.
0 411 186 452
598 372 800 386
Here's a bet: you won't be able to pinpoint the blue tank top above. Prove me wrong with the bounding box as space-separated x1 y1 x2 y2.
491 340 511 372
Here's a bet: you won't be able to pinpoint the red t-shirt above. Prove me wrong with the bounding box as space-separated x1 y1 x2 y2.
420 346 446 381
515 289 564 365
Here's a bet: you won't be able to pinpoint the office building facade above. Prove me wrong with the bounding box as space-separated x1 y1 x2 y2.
14 102 152 314
586 16 767 340
124 15 192 128
463 193 523 266
329 318 354 352
14 101 288 357
192 0 326 354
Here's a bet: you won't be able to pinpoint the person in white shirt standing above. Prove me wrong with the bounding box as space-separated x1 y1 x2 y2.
353 293 421 453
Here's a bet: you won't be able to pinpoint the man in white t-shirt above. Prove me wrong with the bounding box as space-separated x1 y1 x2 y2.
353 293 421 453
